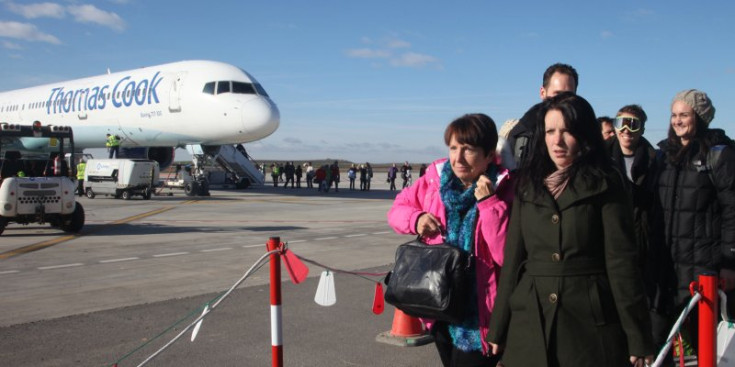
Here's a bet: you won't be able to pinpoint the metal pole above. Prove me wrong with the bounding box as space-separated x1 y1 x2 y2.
266 237 283 367
698 273 718 367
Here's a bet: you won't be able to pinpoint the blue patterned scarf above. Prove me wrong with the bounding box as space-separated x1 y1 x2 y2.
439 161 482 352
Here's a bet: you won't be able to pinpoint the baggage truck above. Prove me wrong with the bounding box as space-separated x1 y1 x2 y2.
84 159 159 200
0 121 84 235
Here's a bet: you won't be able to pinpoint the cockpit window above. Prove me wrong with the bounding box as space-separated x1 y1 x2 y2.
217 81 231 94
202 82 215 95
254 84 269 97
203 80 269 96
232 82 256 94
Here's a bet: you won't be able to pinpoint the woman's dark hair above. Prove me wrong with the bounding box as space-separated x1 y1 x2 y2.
444 113 498 157
664 113 709 164
518 92 610 196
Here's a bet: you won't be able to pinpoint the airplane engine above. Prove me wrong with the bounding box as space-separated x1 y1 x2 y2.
118 147 175 170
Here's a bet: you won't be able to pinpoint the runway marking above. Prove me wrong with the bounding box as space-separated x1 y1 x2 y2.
0 206 178 260
0 229 392 272
0 234 79 260
99 257 140 263
242 244 265 249
201 247 232 253
153 252 189 258
38 263 84 270
109 206 177 225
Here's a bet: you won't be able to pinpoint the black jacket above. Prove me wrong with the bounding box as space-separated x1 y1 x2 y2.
508 103 543 167
654 128 735 305
606 137 660 301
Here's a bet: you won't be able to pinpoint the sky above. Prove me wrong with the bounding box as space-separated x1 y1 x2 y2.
1 0 734 164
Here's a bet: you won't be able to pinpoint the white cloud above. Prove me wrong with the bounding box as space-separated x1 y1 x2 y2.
7 2 66 19
1 40 23 49
345 48 391 59
390 52 440 68
347 36 441 69
387 38 411 49
0 21 61 44
601 30 614 39
67 4 126 32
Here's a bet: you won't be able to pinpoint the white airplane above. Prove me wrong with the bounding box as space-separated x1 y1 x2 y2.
0 60 280 169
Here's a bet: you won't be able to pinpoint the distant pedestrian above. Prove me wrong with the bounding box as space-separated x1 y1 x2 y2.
270 163 279 187
305 162 314 188
359 164 368 191
330 161 340 192
76 159 86 196
315 165 327 192
284 161 295 188
295 164 303 188
401 161 413 188
419 164 427 177
106 133 121 158
348 164 357 190
366 163 373 190
387 163 398 191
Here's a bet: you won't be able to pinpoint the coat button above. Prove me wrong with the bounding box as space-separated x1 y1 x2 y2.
551 214 559 224
551 253 561 262
549 293 558 303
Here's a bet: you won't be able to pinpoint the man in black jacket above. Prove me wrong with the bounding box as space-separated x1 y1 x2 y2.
508 63 578 168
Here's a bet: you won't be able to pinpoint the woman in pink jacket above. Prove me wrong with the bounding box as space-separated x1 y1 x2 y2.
387 113 514 367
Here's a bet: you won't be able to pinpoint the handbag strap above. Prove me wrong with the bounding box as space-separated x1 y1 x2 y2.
416 207 479 259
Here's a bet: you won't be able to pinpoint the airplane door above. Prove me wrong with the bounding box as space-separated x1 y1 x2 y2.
168 72 187 113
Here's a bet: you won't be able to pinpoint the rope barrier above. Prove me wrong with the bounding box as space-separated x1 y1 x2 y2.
291 250 389 284
111 240 390 366
134 249 278 367
108 249 277 366
652 292 702 367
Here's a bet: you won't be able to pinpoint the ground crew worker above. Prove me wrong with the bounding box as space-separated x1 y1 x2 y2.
76 159 86 196
106 134 120 158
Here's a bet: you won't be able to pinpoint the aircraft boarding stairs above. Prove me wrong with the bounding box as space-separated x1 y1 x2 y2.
187 144 265 189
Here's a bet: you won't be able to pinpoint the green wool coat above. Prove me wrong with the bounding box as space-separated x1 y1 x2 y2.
487 170 654 366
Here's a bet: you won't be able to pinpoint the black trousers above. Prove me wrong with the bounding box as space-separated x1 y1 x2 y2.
431 322 501 367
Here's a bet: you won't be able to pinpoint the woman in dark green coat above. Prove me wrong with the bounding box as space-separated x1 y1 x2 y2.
487 93 654 366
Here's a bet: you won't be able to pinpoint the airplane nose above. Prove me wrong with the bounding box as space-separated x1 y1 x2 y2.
242 97 280 141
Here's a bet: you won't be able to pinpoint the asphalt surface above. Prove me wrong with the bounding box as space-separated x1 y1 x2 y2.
0 178 442 366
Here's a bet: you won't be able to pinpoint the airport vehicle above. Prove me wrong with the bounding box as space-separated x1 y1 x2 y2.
0 122 84 235
84 159 160 200
0 60 278 190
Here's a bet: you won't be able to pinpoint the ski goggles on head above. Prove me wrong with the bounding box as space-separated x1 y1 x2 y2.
613 116 642 132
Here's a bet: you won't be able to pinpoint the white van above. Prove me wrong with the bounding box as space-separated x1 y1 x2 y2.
84 159 159 200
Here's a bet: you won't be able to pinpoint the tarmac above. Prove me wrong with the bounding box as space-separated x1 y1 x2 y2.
0 177 443 366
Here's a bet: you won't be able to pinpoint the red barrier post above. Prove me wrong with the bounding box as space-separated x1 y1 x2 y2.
697 273 718 367
266 237 283 367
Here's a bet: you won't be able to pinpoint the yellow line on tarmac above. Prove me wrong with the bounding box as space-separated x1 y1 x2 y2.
0 205 178 260
0 234 80 260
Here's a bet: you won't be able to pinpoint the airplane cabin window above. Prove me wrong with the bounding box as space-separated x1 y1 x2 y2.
202 82 215 95
216 81 231 94
232 82 256 94
254 83 269 97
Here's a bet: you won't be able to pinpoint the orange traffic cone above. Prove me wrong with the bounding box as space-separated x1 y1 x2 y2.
375 308 433 347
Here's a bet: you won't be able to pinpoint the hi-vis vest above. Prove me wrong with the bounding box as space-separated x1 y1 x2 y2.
77 162 86 180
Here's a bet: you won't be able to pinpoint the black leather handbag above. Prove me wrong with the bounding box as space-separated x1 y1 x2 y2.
384 237 474 324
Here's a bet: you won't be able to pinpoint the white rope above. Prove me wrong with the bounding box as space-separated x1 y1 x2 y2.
651 292 702 367
136 249 280 367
